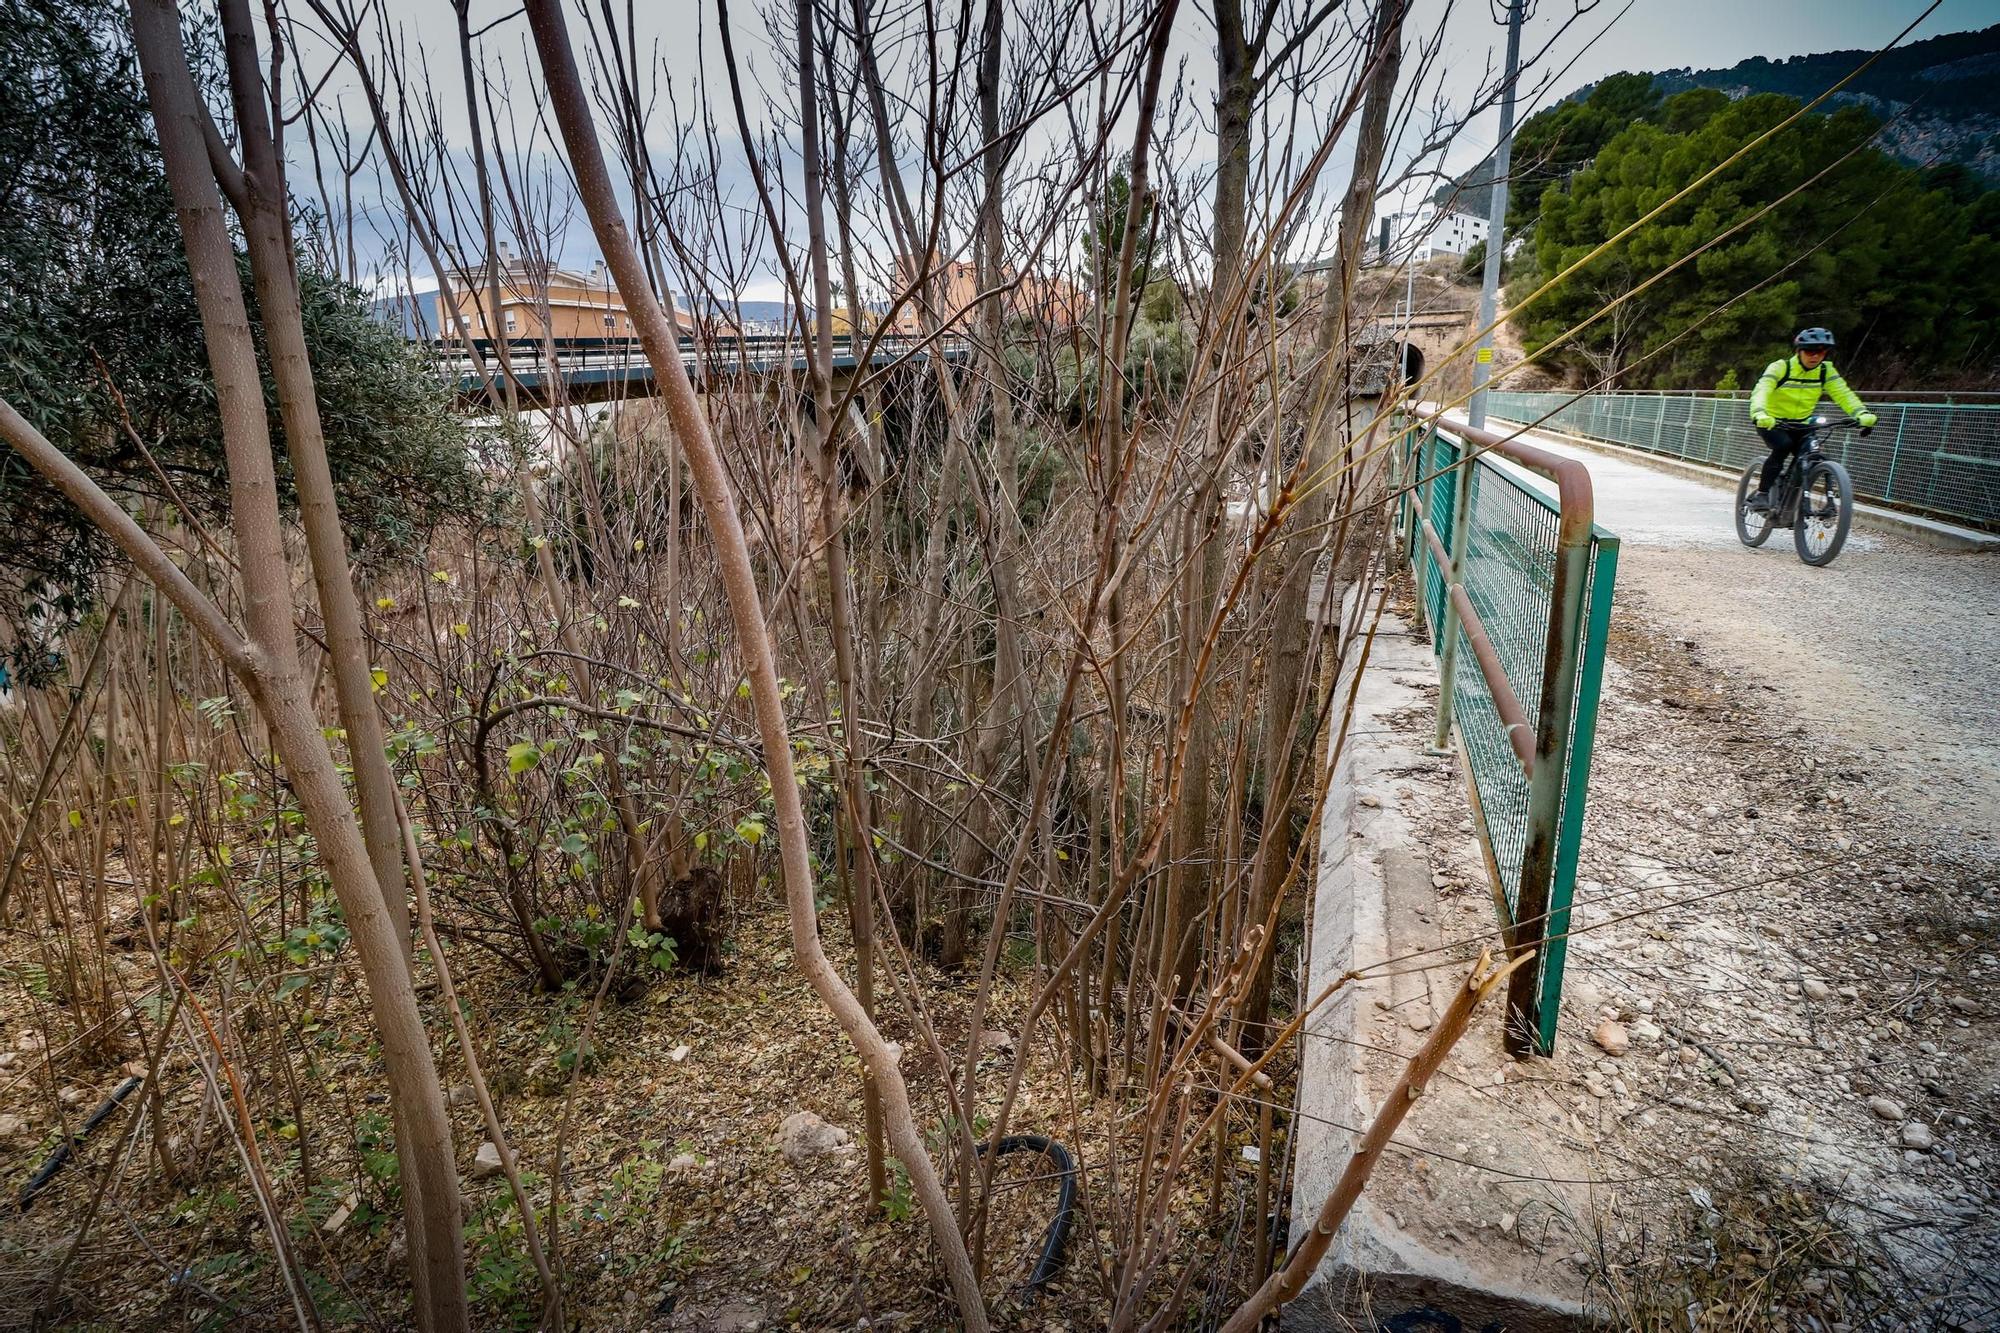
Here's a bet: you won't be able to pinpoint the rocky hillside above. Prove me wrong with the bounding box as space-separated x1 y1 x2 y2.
1652 24 2000 182
1443 22 2000 216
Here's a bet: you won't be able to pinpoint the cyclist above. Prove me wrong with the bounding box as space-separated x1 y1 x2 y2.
1747 328 1876 511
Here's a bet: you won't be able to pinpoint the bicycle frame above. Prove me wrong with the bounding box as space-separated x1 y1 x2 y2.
1769 419 1840 526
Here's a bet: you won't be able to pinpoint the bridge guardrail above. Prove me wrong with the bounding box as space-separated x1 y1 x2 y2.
1394 404 1618 1056
1486 389 2000 534
439 335 972 404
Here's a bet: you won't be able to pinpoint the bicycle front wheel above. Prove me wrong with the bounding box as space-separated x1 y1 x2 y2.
1735 461 1774 548
1794 459 1853 566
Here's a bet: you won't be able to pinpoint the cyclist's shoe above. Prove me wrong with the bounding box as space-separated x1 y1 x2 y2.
1747 490 1771 513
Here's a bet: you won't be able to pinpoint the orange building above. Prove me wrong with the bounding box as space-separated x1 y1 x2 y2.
443 247 701 350
1016 269 1088 329
816 306 882 340
887 253 1085 335
886 255 976 336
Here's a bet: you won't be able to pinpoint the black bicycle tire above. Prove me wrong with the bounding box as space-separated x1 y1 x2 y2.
1794 459 1853 566
1734 461 1774 548
975 1134 1077 1290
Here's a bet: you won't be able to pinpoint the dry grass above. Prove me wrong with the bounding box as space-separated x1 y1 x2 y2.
1 898 1190 1329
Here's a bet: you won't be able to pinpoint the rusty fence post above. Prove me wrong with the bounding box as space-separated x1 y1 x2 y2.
1501 527 1592 1056
1406 404 1608 1057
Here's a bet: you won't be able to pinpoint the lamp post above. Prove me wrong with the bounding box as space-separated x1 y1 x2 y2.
1466 0 1523 430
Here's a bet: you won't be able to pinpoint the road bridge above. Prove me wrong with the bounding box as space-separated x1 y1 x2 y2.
446 335 973 408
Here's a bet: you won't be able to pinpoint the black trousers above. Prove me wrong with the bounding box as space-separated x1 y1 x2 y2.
1755 423 1812 492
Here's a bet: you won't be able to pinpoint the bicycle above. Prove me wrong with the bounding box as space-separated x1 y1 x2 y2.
1734 416 1858 567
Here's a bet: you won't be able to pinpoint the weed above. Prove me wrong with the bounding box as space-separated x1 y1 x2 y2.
883 1162 915 1223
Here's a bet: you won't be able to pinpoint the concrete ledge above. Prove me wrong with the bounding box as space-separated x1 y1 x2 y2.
1286 601 1591 1332
1485 416 1999 553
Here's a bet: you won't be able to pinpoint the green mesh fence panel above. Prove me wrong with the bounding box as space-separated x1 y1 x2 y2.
1422 429 1458 629
1399 411 1619 1055
1449 460 1560 919
1487 390 2000 533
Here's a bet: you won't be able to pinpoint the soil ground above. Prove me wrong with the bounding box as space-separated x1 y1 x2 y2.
0 907 1121 1331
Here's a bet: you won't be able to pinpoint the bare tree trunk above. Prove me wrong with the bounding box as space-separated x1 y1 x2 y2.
1212 0 1254 309
123 6 467 1326
211 0 411 954
519 4 988 1326
1160 0 1256 1005
1240 0 1406 1049
896 443 963 953
798 0 888 1217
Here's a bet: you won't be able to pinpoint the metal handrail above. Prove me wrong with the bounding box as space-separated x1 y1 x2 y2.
1553 387 2000 402
1486 387 2000 533
1414 400 1596 538
1405 401 1602 1056
440 336 973 406
1415 480 1536 776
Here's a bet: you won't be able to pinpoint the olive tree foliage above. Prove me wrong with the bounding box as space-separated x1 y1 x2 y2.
0 0 486 682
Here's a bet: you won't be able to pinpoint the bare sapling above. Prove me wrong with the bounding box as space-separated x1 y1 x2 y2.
518 0 990 1326
105 3 466 1324
1219 949 1533 1332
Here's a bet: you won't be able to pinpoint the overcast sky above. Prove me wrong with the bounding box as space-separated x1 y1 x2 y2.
302 0 1999 303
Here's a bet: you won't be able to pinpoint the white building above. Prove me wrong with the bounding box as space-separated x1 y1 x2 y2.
1365 208 1493 267
1414 209 1489 260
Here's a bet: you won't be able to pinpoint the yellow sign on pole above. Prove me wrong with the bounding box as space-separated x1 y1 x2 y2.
1476 347 1494 364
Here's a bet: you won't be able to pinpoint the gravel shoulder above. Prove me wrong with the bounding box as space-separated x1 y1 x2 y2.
1372 583 1999 1325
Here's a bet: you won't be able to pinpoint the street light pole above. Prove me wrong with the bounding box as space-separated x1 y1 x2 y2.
1433 0 1526 756
1466 0 1524 430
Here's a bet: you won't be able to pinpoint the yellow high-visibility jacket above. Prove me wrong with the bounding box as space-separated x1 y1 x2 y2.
1749 355 1867 423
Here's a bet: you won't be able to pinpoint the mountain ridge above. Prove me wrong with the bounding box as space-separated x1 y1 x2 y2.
1439 23 2000 216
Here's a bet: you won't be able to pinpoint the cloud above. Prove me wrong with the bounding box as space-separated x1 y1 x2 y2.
361 271 441 298
735 278 794 305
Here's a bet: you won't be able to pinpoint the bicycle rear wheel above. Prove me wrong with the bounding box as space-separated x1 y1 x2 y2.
1794 459 1853 566
1735 461 1774 548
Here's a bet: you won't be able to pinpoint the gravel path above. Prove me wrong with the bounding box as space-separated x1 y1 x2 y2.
1620 543 2000 838
1470 418 2000 841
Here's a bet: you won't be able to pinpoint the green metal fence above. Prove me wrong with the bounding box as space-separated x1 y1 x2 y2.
1485 389 2000 534
1394 408 1619 1056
